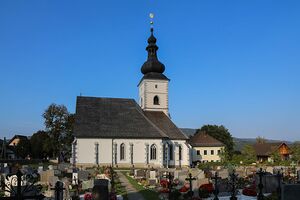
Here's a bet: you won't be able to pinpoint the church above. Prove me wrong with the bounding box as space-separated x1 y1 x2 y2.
71 28 191 168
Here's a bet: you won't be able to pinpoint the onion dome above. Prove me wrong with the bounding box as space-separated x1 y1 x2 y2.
141 28 166 75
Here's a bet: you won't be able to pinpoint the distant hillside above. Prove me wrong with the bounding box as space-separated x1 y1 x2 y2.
180 128 291 151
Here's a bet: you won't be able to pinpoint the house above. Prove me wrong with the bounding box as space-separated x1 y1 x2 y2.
72 28 191 168
253 142 291 163
189 131 225 163
8 135 29 146
0 138 17 160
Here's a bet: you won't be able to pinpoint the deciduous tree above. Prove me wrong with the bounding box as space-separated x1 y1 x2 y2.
43 104 74 159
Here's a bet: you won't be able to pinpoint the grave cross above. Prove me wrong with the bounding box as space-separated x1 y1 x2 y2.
229 169 238 200
185 173 196 199
3 169 45 200
167 172 173 199
51 181 65 200
256 168 266 200
211 171 221 200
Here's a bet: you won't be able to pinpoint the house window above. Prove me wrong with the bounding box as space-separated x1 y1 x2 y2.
218 150 221 155
155 84 158 88
204 150 207 155
197 150 200 155
211 150 214 155
150 144 157 160
169 144 173 160
153 96 159 105
120 143 125 160
179 145 182 160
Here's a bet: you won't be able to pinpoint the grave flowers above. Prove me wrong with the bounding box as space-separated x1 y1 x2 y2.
198 183 213 198
242 181 256 196
179 183 190 193
84 193 92 200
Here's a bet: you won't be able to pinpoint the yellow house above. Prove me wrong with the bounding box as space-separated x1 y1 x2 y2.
189 132 224 164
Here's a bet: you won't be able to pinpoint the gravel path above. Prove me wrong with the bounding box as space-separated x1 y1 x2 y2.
117 171 145 200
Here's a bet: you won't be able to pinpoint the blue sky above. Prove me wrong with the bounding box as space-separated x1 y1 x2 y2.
0 1 299 141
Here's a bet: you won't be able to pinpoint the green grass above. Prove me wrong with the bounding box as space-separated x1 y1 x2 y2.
121 171 160 200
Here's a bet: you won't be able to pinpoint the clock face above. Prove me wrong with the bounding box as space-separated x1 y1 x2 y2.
149 13 154 19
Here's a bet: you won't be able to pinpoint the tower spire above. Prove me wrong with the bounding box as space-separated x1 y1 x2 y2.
141 13 166 75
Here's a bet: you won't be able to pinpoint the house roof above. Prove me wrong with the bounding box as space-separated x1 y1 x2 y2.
8 135 28 145
74 96 188 139
143 111 188 140
253 142 289 156
189 131 224 147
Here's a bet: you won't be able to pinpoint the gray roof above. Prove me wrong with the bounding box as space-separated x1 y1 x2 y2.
143 111 188 140
74 96 187 140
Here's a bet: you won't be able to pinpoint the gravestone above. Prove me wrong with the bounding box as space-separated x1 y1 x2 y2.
148 178 157 186
218 169 228 179
78 170 89 181
72 172 78 185
37 166 44 173
48 165 53 170
57 163 69 172
134 169 145 178
256 174 280 193
40 170 54 183
54 169 61 176
150 170 156 179
282 184 300 200
266 166 274 174
92 179 109 200
49 176 59 187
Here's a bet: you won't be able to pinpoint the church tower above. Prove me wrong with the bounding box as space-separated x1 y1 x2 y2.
138 28 170 116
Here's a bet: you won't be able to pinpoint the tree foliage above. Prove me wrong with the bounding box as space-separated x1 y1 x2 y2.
241 144 256 164
14 139 31 159
291 144 300 164
197 125 234 160
30 130 53 159
42 104 74 159
256 136 266 144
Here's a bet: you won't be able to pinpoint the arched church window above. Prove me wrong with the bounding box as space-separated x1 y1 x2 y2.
153 96 159 105
169 144 173 160
120 143 125 160
150 144 157 160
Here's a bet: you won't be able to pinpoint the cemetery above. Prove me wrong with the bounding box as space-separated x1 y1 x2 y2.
1 161 300 200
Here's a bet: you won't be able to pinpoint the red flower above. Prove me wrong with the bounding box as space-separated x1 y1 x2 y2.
242 188 257 196
160 179 169 188
84 193 92 200
179 185 189 193
199 183 214 193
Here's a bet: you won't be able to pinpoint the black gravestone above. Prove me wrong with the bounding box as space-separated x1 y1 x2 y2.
92 179 109 200
282 184 300 200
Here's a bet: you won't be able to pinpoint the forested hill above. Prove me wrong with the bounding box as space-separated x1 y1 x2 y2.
180 128 291 151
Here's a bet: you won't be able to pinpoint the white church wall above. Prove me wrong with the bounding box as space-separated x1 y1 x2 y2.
168 140 191 167
114 138 163 167
76 138 113 166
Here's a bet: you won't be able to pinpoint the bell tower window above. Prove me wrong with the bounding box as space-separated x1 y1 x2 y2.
153 96 159 105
